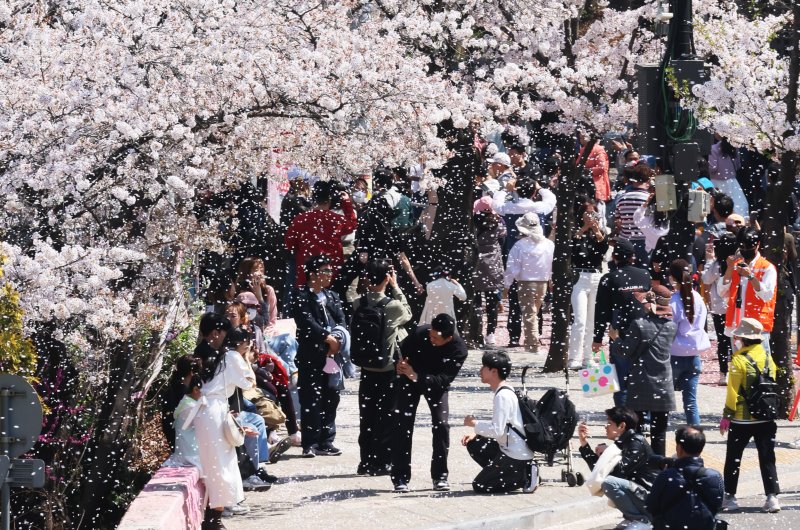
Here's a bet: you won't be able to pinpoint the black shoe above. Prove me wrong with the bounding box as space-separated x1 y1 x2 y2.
202 507 227 530
432 479 450 491
269 436 292 463
394 482 409 493
369 464 391 477
257 468 278 483
357 462 372 475
302 446 317 458
315 445 342 456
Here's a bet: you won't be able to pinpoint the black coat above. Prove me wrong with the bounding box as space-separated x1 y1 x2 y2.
593 265 651 343
580 429 659 490
610 315 677 412
291 286 347 371
399 326 468 394
647 456 724 530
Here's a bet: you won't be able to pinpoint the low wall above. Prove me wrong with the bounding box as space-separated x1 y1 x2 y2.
118 466 205 530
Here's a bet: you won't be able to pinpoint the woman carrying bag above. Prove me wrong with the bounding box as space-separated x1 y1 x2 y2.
193 326 257 530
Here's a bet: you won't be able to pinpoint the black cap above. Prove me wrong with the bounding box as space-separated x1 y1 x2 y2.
613 238 636 261
431 314 456 338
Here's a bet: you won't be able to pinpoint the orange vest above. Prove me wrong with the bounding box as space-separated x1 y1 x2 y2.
725 255 777 332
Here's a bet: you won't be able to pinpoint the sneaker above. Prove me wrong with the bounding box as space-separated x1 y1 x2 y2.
721 493 739 512
357 462 371 475
242 475 271 492
762 494 781 513
522 461 539 493
369 464 391 477
302 446 317 458
432 479 450 491
625 521 652 530
289 432 302 447
788 438 800 449
568 360 582 370
394 482 409 493
485 333 496 346
256 468 278 483
269 436 292 463
315 444 342 456
717 373 728 386
507 341 521 348
267 431 279 444
221 503 250 517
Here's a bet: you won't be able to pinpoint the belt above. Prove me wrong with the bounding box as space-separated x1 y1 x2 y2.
574 268 601 273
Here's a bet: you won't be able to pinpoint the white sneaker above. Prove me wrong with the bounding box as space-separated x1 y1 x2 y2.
717 373 728 386
485 333 496 346
762 494 781 513
788 438 800 449
523 461 539 493
222 503 250 517
568 359 582 370
242 475 271 491
721 493 739 512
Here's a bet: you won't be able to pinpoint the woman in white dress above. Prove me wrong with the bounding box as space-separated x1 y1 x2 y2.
194 326 256 529
419 266 467 327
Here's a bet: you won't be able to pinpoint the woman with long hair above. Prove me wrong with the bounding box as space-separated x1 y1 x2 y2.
708 134 748 217
701 232 737 385
668 259 711 425
471 197 506 346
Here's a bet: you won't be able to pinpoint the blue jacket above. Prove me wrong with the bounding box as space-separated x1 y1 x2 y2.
646 456 724 530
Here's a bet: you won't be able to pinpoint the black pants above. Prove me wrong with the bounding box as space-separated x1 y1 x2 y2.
636 410 669 457
507 282 521 343
474 291 499 335
297 366 340 450
391 382 450 485
712 313 732 374
358 370 395 470
723 421 779 495
466 436 530 493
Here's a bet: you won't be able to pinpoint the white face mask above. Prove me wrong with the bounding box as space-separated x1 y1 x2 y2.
352 190 367 204
246 308 258 320
733 339 743 351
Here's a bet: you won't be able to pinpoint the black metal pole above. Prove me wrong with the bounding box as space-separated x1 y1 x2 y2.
671 0 695 59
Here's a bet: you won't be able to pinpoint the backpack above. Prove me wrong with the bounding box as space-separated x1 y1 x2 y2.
500 387 577 459
349 296 393 369
657 467 721 530
742 353 780 421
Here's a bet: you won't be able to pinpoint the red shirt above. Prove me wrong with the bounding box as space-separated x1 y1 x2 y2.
284 199 358 286
578 144 611 201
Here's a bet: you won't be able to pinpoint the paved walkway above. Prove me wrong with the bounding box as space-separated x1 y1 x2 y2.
227 311 800 529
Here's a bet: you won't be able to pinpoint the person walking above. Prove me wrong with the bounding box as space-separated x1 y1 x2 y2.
391 314 468 492
568 197 609 369
352 259 412 476
291 254 348 457
719 318 781 514
461 351 537 493
668 259 711 426
610 286 677 456
503 213 554 353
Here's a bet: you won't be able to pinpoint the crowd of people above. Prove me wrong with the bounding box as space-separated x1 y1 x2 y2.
158 129 800 530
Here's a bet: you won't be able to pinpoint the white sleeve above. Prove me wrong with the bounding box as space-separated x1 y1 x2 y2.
492 190 508 214
755 264 777 301
474 389 514 439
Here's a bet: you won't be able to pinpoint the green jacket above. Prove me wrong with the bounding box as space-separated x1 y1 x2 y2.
352 287 412 372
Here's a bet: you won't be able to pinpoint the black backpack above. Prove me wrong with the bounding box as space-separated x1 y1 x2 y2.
350 296 393 369
742 353 780 421
657 467 721 530
500 387 577 458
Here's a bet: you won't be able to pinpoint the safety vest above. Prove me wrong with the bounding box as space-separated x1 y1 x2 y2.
725 255 777 332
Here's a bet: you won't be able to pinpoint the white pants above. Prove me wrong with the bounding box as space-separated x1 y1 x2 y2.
568 271 603 364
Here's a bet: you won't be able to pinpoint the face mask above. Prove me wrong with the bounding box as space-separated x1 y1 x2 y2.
246 308 258 320
741 248 757 262
733 339 743 351
352 190 367 204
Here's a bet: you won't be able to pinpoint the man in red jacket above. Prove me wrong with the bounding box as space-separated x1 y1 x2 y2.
285 180 358 287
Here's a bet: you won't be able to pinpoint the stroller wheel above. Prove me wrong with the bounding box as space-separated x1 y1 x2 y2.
565 472 577 487
575 472 585 486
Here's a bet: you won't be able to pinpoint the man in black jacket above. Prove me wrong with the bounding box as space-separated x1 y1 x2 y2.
647 426 724 530
578 406 658 529
391 314 468 492
592 239 651 407
292 254 348 457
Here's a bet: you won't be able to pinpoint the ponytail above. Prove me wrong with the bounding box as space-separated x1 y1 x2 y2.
669 259 695 323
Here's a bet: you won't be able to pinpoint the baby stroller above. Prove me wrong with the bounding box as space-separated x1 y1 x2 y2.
519 365 583 487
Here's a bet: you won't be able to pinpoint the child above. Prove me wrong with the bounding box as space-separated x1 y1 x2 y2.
165 375 203 470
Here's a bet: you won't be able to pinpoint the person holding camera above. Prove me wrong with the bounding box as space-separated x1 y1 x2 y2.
701 232 737 385
285 180 358 287
646 426 724 530
717 228 777 353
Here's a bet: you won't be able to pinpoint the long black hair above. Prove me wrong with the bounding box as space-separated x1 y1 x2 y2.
669 259 695 323
719 137 737 159
201 325 252 382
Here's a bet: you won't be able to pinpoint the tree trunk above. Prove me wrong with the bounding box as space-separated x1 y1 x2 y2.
544 138 597 373
761 1 800 417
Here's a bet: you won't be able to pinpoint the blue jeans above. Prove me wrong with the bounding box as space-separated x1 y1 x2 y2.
671 355 702 425
239 410 269 464
602 476 650 522
611 347 630 407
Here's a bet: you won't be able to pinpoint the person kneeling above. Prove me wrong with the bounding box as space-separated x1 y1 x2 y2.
579 406 658 529
462 351 537 493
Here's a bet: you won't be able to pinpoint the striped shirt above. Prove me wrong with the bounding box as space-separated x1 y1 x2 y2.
615 188 650 240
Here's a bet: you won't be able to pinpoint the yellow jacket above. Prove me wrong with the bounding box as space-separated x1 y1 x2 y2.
723 343 777 421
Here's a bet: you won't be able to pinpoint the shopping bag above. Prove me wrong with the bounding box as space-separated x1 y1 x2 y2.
579 351 620 397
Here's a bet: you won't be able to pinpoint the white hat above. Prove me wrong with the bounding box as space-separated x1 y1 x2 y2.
487 152 512 167
515 212 543 239
733 317 764 341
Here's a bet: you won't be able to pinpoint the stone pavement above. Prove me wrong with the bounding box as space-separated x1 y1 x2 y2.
227 317 800 530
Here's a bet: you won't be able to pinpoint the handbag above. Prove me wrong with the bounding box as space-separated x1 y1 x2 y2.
585 443 622 496
222 358 246 447
579 351 620 397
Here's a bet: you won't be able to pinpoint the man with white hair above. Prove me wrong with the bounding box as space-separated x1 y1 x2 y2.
503 213 555 352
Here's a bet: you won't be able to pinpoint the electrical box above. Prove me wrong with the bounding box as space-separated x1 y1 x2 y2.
688 189 711 223
655 174 677 212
